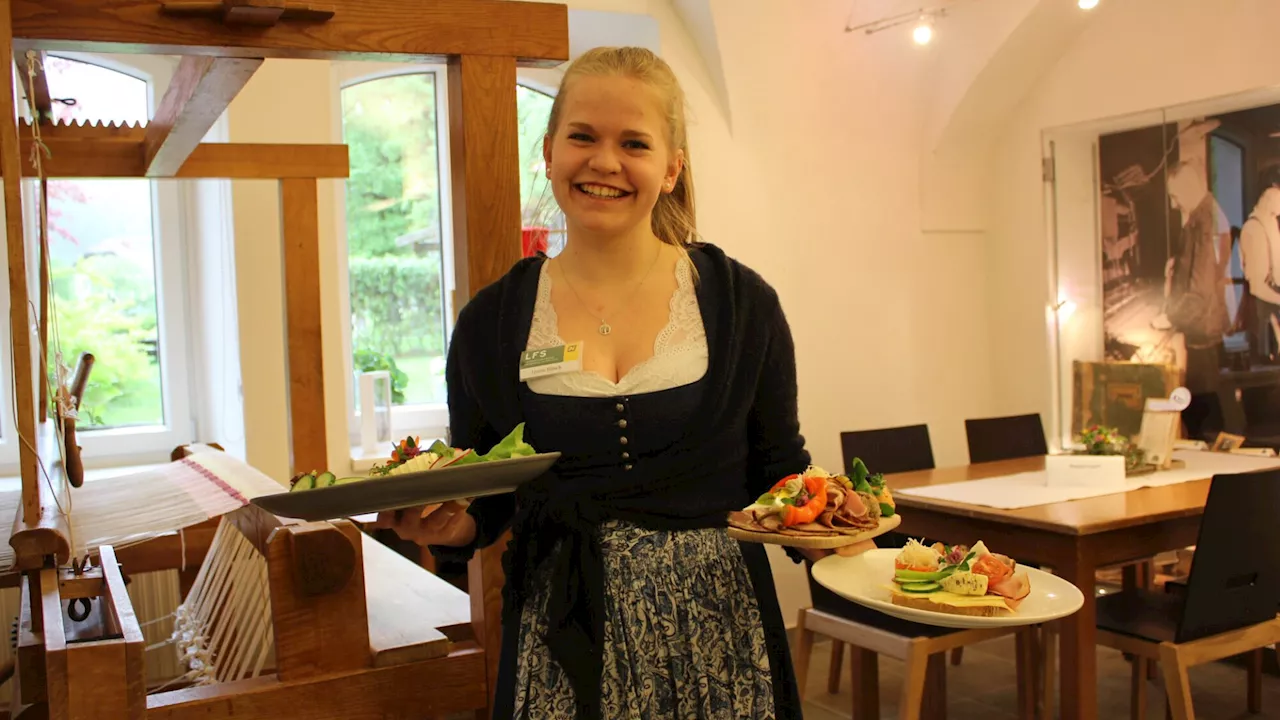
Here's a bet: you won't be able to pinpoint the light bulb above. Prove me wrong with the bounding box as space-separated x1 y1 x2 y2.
1078 0 1099 9
912 21 933 45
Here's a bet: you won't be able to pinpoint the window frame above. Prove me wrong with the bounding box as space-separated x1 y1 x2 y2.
0 52 194 475
0 202 17 469
333 62 560 465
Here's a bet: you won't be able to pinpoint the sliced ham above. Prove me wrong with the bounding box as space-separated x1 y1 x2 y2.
842 489 867 517
777 523 876 537
758 514 785 531
727 511 767 532
989 571 1031 602
731 470 887 539
824 479 847 508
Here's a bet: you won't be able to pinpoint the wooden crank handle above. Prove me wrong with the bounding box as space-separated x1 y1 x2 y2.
63 418 84 488
68 352 94 411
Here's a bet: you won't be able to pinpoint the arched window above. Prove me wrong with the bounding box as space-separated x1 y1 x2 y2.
339 68 560 445
0 53 192 473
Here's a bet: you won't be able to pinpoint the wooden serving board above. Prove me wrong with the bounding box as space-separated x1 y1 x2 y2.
727 513 901 549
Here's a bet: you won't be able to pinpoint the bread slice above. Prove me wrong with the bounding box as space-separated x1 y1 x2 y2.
889 589 1013 618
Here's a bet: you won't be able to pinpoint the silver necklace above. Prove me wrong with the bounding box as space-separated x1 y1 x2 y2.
558 244 663 336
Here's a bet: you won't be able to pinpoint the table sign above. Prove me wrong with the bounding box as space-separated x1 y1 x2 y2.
1137 396 1182 469
1044 453 1127 489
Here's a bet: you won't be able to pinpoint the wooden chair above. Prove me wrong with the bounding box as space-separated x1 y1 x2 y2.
797 424 1039 718
840 424 936 476
964 413 1048 465
1096 467 1280 719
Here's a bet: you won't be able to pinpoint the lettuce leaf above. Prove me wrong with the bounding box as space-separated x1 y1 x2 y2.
427 439 454 458
477 422 537 462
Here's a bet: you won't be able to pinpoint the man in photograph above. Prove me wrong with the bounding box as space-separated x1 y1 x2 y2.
1157 159 1231 437
1241 167 1280 363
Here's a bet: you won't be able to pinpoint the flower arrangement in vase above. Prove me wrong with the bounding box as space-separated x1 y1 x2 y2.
1075 424 1149 474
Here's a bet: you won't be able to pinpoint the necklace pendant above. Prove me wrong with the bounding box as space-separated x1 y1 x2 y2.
598 322 612 336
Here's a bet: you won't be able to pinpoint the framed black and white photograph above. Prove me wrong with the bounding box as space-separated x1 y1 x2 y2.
1098 102 1280 441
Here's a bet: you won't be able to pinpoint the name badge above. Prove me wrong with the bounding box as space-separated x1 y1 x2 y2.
519 342 583 381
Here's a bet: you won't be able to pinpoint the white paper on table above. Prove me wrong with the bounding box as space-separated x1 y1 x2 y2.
896 450 1280 510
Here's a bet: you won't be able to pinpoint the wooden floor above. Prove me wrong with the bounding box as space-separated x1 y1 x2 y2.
796 634 1280 720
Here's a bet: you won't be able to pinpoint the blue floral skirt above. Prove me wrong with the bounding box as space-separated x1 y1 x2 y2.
512 520 776 719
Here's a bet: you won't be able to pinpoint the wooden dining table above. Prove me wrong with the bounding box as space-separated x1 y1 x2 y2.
885 455 1222 720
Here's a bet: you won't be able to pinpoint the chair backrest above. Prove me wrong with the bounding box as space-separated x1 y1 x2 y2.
1176 467 1280 644
964 413 1048 464
840 424 936 476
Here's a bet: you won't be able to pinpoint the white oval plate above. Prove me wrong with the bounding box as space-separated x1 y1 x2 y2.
810 548 1085 628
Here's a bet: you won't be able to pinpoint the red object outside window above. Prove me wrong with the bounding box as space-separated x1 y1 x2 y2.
522 226 549 257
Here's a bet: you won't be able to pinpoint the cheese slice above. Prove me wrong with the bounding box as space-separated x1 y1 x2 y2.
891 588 1010 608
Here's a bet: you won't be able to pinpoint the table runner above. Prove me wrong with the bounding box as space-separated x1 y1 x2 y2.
895 450 1280 510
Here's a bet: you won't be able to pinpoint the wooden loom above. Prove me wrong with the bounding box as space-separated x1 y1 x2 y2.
0 0 567 717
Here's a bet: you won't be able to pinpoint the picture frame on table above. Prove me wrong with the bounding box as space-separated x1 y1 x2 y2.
1210 432 1247 453
1136 399 1181 469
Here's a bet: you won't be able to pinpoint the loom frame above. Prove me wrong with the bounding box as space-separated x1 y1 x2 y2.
1 1 568 716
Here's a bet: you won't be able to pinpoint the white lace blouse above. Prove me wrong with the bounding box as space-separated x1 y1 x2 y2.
525 258 709 397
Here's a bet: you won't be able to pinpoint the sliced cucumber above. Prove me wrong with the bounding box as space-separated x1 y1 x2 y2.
317 471 337 487
289 473 316 492
898 581 941 594
894 568 945 582
333 476 365 485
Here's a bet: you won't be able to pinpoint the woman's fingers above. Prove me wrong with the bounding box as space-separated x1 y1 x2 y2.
369 500 476 546
796 547 828 564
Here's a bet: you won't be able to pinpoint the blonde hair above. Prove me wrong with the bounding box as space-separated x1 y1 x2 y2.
547 46 698 253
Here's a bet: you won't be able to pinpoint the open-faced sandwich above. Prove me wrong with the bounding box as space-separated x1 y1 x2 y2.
727 458 894 537
288 423 537 492
888 539 1031 617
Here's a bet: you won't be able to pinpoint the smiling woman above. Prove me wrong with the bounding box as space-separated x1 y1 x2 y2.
380 46 826 720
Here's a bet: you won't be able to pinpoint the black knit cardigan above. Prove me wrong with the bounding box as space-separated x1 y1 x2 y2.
434 242 810 719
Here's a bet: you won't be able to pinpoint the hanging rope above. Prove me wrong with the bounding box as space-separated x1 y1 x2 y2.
16 49 77 556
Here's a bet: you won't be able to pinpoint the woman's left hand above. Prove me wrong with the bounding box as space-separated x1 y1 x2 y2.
797 539 876 564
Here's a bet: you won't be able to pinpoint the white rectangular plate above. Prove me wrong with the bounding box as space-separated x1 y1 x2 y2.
251 452 560 521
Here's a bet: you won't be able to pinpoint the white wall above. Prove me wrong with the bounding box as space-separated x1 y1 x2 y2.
225 60 345 484
987 0 1280 446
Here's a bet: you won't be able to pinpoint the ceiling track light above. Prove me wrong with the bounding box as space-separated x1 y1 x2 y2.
846 0 1099 42
845 5 949 37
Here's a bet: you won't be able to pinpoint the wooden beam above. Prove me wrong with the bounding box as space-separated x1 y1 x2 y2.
19 121 349 178
446 54 521 303
9 458 73 571
13 49 50 119
12 0 569 66
0 0 41 529
38 568 68 717
144 55 262 176
146 647 487 719
178 143 347 179
265 521 368 681
447 54 521 712
220 0 287 27
279 178 327 477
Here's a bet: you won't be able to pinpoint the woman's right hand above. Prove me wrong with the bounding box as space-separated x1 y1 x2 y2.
371 500 478 548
